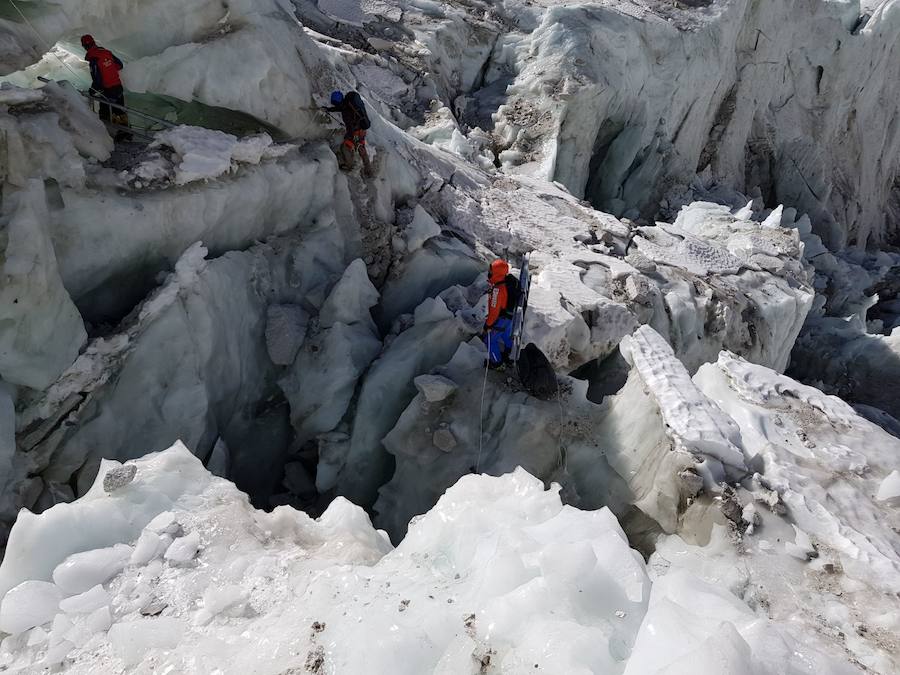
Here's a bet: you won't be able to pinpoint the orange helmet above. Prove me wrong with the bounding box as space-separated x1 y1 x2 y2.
488 259 509 284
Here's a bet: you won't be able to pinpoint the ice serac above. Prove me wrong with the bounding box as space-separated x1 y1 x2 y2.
14 221 362 510
493 0 900 247
278 259 383 446
0 180 86 390
327 297 474 506
651 351 900 672
376 324 746 542
619 325 746 484
436 175 812 374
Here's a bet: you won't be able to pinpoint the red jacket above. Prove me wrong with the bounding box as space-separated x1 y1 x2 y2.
86 46 123 89
486 260 511 327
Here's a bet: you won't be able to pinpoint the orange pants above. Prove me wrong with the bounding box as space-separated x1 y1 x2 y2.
343 129 366 149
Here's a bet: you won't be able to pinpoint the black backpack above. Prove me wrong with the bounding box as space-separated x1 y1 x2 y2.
346 91 371 130
502 274 520 318
517 343 557 400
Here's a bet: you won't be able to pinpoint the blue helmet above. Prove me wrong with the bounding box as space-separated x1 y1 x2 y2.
330 90 344 105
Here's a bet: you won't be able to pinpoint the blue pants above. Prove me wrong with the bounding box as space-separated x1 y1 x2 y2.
484 318 513 365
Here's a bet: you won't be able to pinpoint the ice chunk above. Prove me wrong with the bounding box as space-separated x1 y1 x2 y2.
145 510 181 536
318 259 380 329
0 580 62 634
42 639 74 666
108 617 183 666
58 584 110 615
413 374 458 402
26 626 48 647
85 605 112 633
150 126 279 185
52 544 132 595
0 83 45 105
164 531 200 564
405 205 442 252
130 530 164 567
413 296 454 324
876 470 900 502
196 584 248 625
619 326 746 479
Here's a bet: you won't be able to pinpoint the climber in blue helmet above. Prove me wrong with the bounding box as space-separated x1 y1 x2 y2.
324 90 373 176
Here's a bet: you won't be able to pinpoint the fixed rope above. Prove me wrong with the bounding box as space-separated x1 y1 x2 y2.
8 0 90 87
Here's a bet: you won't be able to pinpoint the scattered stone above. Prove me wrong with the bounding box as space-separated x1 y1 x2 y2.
433 428 457 452
139 599 167 617
266 304 309 366
305 645 325 674
103 464 137 493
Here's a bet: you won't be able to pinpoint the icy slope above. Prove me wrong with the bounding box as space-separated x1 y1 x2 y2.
645 352 900 672
0 443 861 674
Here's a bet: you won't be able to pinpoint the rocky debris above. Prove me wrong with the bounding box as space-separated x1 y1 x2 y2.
432 427 457 452
103 464 137 493
266 304 309 366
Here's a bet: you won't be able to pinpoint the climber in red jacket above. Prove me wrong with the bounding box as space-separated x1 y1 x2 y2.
82 34 131 141
484 259 520 367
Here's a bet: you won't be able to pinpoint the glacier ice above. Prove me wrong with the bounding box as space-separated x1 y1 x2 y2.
0 443 866 674
0 0 898 671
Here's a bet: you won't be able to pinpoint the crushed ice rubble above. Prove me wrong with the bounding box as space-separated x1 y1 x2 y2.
1 330 898 673
1 0 899 673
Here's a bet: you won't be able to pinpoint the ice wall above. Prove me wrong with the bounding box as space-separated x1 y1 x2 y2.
487 0 900 248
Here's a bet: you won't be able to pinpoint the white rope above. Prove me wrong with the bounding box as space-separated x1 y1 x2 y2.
8 0 90 87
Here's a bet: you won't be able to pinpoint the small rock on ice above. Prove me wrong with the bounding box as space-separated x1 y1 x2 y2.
52 544 133 594
433 428 457 452
0 580 63 634
164 531 201 564
414 374 458 402
875 470 900 502
265 304 309 365
103 464 137 492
